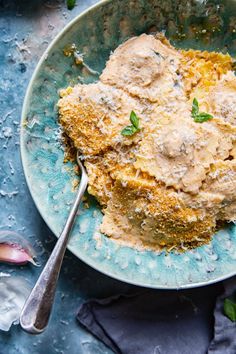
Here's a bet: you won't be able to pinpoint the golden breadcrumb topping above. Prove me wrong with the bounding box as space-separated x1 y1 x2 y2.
58 33 236 251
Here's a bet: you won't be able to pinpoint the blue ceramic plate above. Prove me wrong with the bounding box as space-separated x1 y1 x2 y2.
21 0 236 289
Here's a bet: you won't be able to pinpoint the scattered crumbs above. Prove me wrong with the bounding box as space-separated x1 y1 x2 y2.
93 232 102 249
79 219 88 234
2 127 13 138
63 43 77 57
48 24 55 31
105 247 111 260
8 215 15 221
62 12 68 19
0 190 19 198
82 63 100 76
120 258 129 269
63 43 100 76
63 43 84 65
82 195 89 209
26 117 39 129
74 51 84 65
72 179 79 191
77 75 85 83
8 161 15 175
15 38 31 59
2 109 16 123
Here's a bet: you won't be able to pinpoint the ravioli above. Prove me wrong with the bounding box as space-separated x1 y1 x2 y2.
100 33 182 103
58 33 236 251
134 114 236 193
58 82 144 155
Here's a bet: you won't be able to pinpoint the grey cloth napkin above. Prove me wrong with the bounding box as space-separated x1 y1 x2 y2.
208 278 236 354
77 281 231 354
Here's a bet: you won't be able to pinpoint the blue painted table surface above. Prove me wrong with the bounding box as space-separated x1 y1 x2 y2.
0 1 229 353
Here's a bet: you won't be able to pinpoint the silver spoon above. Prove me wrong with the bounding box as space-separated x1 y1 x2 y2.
20 153 88 334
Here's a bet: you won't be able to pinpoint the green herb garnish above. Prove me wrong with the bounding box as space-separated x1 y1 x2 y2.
191 97 199 117
191 98 213 123
121 111 141 136
224 298 236 322
67 0 76 10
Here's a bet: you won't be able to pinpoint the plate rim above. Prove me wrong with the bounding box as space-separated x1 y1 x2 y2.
20 0 236 289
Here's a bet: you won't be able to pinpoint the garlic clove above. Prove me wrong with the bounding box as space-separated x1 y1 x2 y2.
0 231 38 266
0 243 36 265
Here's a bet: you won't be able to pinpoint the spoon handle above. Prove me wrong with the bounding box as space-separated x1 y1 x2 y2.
20 170 88 334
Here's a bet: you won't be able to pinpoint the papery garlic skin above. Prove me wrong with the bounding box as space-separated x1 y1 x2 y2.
0 275 31 331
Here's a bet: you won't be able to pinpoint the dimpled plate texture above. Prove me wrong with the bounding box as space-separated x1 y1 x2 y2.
21 0 236 289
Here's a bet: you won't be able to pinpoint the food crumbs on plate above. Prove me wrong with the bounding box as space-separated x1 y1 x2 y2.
63 43 84 65
72 179 79 191
63 44 77 57
93 232 102 249
58 33 236 252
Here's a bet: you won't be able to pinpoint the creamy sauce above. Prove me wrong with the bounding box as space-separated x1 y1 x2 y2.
58 33 236 251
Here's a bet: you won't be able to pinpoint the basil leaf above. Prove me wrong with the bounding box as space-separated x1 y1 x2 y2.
121 126 138 136
194 112 213 123
67 0 76 10
130 111 140 129
191 98 213 123
224 298 236 322
191 98 199 117
121 111 141 136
